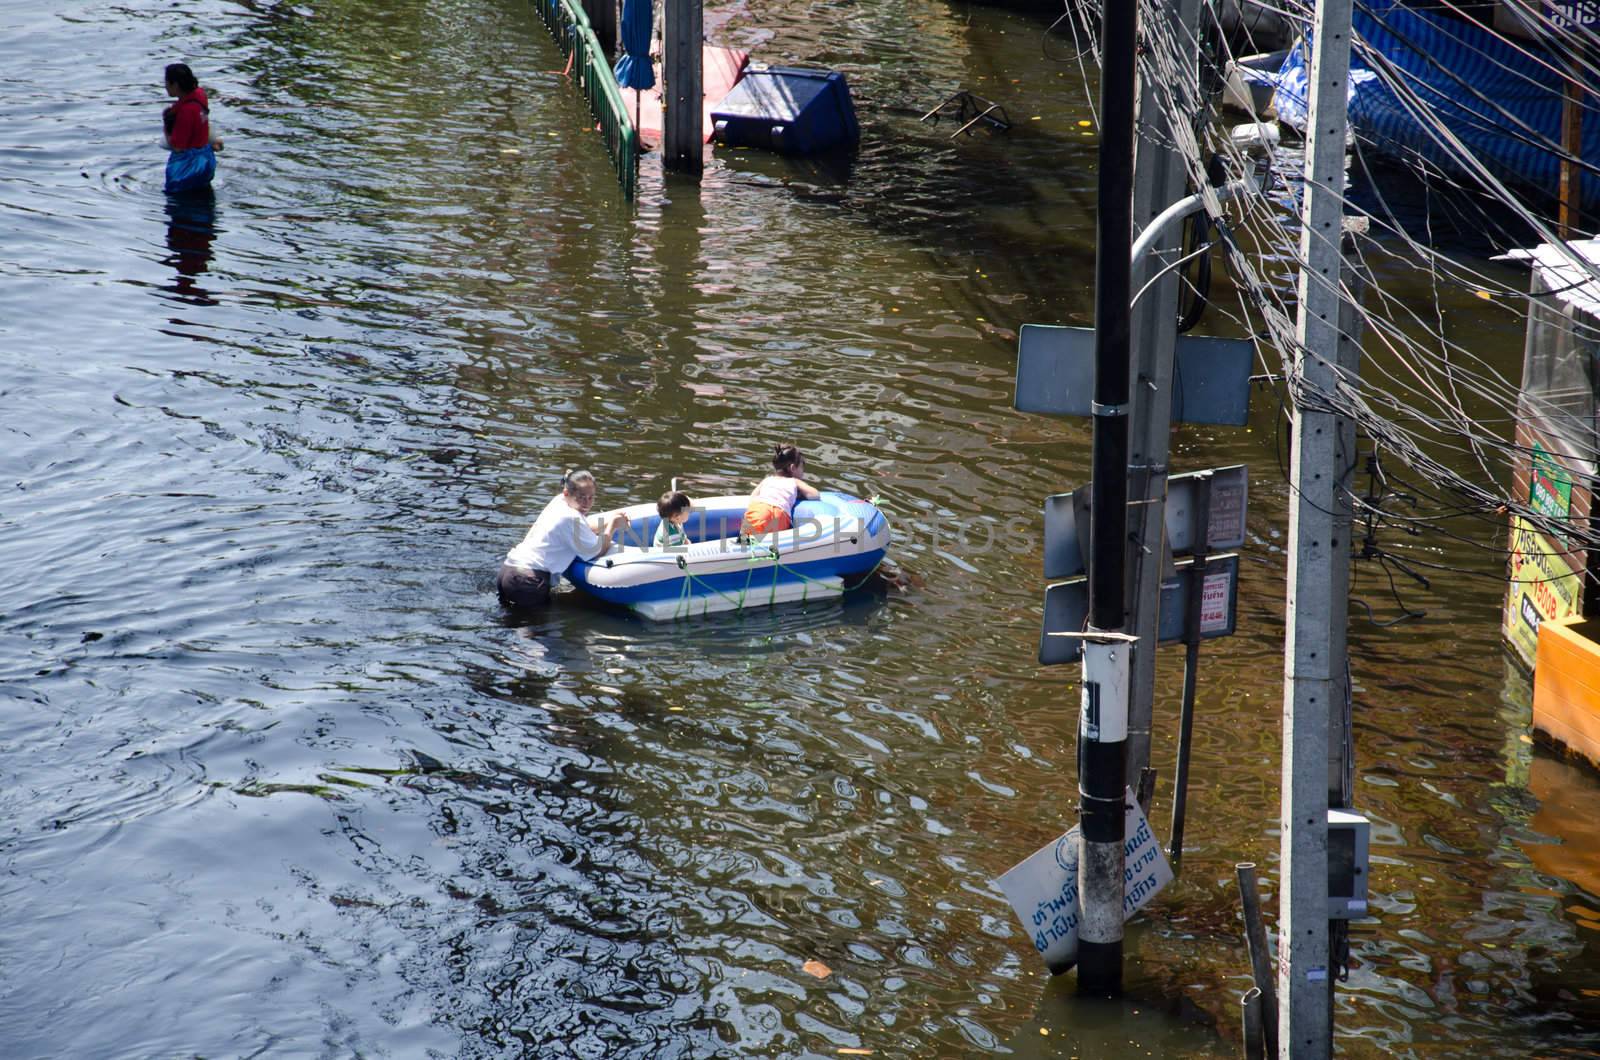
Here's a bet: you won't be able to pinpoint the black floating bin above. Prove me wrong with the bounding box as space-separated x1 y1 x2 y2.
710 67 860 155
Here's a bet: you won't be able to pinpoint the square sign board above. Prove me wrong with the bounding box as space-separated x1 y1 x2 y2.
1039 554 1240 665
1044 465 1247 579
1042 488 1092 581
995 789 1174 973
1165 465 1248 555
1015 325 1253 426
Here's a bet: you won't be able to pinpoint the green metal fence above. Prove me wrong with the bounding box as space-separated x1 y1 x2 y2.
529 0 638 200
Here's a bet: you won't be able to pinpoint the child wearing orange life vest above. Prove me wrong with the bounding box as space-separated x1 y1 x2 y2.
742 443 821 536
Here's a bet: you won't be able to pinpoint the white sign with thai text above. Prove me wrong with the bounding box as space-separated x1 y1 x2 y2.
995 791 1174 972
1200 569 1231 633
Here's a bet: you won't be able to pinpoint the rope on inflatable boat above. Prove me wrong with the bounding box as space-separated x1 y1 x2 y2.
664 535 888 620
667 542 787 619
655 498 894 619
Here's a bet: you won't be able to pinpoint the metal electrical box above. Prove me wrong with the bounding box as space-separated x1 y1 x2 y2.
1327 809 1371 919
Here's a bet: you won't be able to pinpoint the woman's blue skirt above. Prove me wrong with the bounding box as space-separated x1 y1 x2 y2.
165 145 216 194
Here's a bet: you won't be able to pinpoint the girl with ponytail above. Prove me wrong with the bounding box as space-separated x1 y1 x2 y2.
741 443 820 536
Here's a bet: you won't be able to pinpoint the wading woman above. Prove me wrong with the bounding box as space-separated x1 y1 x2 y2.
162 62 221 194
498 470 630 611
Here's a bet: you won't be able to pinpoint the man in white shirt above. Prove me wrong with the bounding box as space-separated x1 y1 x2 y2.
498 470 630 611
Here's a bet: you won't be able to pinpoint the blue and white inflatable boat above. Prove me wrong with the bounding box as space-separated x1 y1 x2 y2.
568 491 890 620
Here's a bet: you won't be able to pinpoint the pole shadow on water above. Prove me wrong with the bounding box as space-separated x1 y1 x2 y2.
1001 963 1233 1058
716 146 857 193
500 575 892 655
162 188 219 304
481 580 892 773
484 571 892 713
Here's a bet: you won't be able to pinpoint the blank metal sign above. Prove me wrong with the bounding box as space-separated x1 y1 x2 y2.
1039 553 1241 665
1044 466 1246 579
1015 324 1253 426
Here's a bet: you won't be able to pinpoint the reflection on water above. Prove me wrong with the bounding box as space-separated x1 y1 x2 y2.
163 189 218 303
2 0 1600 1055
1527 754 1600 909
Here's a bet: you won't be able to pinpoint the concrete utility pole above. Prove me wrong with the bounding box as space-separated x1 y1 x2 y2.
1125 0 1204 799
1330 241 1365 815
662 0 703 176
1281 0 1355 1053
1077 0 1138 997
1325 233 1366 1025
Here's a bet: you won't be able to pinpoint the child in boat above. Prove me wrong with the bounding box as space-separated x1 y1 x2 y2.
742 443 820 537
654 490 691 549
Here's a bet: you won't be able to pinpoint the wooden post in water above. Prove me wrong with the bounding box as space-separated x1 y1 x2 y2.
662 0 703 176
1560 67 1583 240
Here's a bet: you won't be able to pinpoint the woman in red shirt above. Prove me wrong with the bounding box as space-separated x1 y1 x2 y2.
162 63 221 194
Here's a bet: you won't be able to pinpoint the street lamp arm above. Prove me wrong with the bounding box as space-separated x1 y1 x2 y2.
1129 175 1259 273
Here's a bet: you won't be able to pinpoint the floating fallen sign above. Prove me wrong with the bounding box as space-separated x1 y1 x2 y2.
996 789 1174 973
1044 465 1248 579
1015 324 1254 426
1039 554 1240 665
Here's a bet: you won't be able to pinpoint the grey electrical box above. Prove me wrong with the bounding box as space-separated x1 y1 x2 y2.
1328 809 1371 919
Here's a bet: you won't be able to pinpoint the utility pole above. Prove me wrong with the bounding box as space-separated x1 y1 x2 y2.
1281 0 1355 1053
662 0 703 176
1326 230 1366 1025
1077 0 1138 997
1330 239 1365 815
1125 0 1204 800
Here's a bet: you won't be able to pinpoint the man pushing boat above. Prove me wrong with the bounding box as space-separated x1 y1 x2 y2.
498 470 630 612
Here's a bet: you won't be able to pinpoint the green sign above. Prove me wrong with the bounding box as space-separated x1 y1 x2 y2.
1531 443 1573 522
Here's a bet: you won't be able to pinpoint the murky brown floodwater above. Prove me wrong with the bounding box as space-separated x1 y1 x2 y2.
3 0 1600 1055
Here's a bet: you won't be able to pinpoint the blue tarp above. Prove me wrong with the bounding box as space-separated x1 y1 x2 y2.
614 0 654 92
164 144 216 194
1271 0 1600 200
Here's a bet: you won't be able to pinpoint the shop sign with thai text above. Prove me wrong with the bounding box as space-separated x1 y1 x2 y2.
1530 443 1574 523
1503 514 1583 668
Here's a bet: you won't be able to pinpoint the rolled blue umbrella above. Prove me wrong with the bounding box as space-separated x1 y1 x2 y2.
614 0 655 92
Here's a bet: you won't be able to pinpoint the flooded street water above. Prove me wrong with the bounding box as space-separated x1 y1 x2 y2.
4 0 1600 1055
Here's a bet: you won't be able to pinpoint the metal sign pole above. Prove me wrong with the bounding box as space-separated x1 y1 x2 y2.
1168 471 1212 860
1077 0 1139 996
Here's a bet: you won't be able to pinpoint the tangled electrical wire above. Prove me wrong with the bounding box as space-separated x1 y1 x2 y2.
1054 0 1600 615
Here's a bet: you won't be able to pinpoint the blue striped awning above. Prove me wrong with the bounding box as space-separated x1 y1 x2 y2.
1272 0 1600 201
